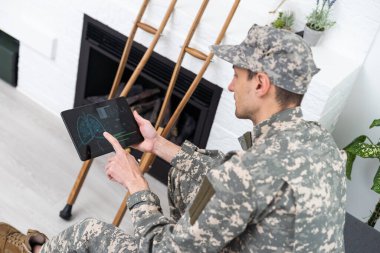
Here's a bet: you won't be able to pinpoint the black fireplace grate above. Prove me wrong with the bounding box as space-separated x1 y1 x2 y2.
86 21 214 107
87 23 125 58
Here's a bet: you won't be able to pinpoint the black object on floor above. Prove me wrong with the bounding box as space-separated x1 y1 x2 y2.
0 30 19 86
344 212 380 253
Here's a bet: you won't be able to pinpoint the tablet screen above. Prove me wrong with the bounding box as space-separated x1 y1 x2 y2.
61 97 143 161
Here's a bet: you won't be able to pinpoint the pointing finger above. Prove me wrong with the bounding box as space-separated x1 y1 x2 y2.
103 132 125 154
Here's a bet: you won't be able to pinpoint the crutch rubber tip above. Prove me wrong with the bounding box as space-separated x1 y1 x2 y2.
59 204 73 220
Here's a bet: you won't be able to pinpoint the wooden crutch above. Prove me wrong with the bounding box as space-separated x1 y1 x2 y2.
112 0 241 227
269 0 289 14
108 0 150 99
59 0 177 220
112 0 210 226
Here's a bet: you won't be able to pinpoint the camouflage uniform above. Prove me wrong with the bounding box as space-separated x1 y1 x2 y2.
40 218 138 253
39 25 347 252
40 107 346 253
165 107 347 252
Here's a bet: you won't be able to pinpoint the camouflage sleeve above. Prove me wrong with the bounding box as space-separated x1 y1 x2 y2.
170 140 226 174
168 140 226 220
127 151 285 252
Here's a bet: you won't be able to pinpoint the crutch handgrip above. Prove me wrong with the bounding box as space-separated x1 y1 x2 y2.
137 22 158 35
185 47 208 61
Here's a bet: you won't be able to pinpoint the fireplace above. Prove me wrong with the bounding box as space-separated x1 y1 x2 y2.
74 15 222 184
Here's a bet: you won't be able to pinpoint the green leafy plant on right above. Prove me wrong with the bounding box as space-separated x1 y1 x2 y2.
306 0 337 31
344 119 380 227
271 11 295 31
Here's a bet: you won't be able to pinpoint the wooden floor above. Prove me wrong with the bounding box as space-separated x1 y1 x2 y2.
0 79 168 237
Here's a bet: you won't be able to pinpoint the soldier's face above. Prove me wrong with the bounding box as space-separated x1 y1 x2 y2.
228 67 258 120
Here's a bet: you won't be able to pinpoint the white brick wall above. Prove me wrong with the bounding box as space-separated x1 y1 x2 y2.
332 29 380 231
1 0 379 152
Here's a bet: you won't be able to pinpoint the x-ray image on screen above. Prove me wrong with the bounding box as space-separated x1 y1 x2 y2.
61 97 143 161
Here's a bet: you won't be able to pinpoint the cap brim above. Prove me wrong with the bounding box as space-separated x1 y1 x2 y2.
210 44 250 70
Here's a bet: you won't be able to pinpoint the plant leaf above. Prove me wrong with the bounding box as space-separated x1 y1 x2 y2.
346 143 380 158
371 166 380 194
345 152 356 180
343 135 367 150
370 119 380 129
343 135 368 179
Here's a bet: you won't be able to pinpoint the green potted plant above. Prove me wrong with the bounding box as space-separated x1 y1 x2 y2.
271 11 295 31
304 0 337 46
344 119 380 227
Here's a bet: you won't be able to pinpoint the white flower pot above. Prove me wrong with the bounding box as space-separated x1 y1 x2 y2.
303 25 323 47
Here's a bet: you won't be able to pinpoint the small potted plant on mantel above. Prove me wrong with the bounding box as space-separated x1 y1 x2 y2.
304 0 337 46
271 11 295 31
344 119 380 227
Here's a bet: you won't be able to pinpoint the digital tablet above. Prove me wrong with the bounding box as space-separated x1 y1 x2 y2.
61 97 143 161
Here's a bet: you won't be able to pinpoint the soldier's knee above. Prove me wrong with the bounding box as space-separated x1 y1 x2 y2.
78 217 103 228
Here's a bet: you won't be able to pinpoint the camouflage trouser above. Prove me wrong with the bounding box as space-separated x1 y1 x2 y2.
40 157 210 253
40 218 138 253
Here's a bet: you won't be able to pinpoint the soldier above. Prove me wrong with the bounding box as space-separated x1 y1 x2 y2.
1 24 346 253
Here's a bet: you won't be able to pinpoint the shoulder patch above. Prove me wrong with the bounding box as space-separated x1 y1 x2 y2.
189 177 215 225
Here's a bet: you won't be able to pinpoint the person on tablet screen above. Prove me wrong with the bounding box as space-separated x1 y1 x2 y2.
1 25 347 253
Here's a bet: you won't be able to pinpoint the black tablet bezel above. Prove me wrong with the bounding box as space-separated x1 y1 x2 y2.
61 97 143 161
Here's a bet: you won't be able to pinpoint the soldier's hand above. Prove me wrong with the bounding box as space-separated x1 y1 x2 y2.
132 110 158 153
132 111 181 164
103 132 149 194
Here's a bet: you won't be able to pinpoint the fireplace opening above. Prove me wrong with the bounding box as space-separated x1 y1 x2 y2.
74 15 222 184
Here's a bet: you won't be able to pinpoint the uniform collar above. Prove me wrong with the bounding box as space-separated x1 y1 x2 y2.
238 107 303 150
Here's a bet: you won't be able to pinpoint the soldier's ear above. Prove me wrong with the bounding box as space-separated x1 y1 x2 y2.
255 72 271 97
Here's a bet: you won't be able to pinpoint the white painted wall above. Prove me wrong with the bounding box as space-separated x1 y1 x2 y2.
1 0 380 229
333 28 380 231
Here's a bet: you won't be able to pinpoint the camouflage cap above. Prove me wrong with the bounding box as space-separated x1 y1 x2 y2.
211 25 320 94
